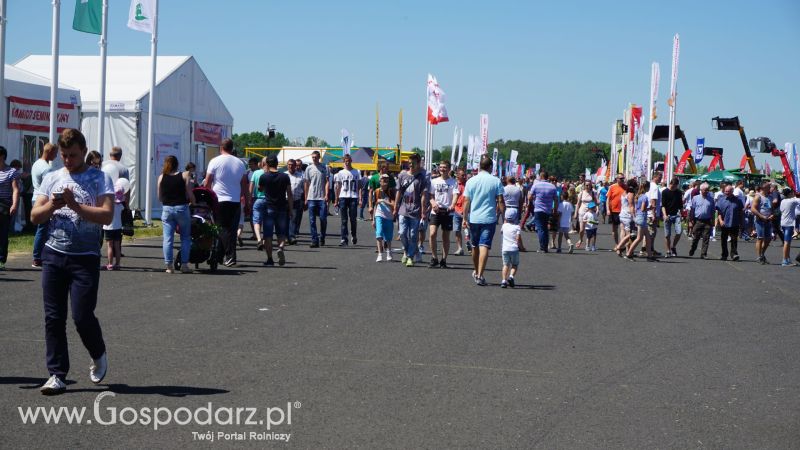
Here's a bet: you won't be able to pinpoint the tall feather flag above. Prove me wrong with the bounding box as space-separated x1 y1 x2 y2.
128 0 156 33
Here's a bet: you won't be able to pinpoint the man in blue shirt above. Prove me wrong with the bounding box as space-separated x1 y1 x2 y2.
462 155 504 286
688 182 715 259
528 171 558 252
598 182 609 224
715 184 744 261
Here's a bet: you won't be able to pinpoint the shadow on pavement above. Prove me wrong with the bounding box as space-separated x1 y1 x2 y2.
0 276 34 282
4 377 229 397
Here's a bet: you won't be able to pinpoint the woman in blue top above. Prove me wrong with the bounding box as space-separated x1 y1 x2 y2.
625 181 657 261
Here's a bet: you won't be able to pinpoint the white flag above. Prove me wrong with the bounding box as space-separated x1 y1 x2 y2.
128 0 157 33
451 126 459 166
341 129 351 156
479 114 489 155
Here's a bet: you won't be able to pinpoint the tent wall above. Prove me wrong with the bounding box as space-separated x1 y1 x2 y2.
137 112 192 213
81 111 138 200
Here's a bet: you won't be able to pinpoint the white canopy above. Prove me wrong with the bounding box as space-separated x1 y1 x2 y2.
14 55 234 212
3 64 81 105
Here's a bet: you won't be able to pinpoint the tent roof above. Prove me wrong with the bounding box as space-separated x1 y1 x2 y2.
14 55 190 104
3 64 81 104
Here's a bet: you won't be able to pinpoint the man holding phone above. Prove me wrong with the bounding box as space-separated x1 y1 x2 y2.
31 129 115 395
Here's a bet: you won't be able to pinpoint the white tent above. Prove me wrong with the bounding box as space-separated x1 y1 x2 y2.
15 55 234 212
1 64 81 166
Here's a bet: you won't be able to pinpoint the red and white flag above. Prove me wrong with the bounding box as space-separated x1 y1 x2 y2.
426 74 449 125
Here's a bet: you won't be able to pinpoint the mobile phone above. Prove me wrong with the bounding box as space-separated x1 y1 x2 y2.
53 191 64 200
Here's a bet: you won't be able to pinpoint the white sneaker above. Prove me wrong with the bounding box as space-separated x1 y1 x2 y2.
89 353 108 384
40 375 66 395
385 250 393 261
376 253 384 262
454 247 464 256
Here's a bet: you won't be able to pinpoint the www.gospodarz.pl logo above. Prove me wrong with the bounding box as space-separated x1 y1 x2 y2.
18 391 299 433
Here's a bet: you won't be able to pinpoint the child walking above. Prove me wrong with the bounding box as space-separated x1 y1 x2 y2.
557 191 574 253
103 180 125 270
500 209 522 288
583 201 599 251
373 174 396 262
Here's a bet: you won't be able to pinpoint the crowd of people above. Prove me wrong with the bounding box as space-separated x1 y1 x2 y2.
2 127 799 394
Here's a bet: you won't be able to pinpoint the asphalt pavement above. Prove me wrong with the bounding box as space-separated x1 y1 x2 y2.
1 218 798 448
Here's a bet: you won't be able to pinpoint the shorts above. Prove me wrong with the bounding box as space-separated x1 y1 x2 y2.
620 216 632 232
469 222 496 249
755 219 773 240
453 213 463 233
586 228 597 239
502 250 520 267
664 215 682 237
782 226 794 243
548 215 559 229
559 227 570 234
252 198 267 226
418 218 428 231
610 212 621 225
375 216 393 242
104 229 122 241
262 208 289 239
429 210 453 231
634 213 647 228
599 201 607 214
505 207 520 223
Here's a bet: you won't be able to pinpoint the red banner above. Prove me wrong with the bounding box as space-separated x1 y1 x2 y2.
675 149 692 174
194 121 223 145
8 96 79 133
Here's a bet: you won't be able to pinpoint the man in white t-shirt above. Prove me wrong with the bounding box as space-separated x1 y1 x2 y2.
287 159 305 245
101 146 129 184
202 139 247 266
645 171 663 255
428 161 457 268
334 154 361 246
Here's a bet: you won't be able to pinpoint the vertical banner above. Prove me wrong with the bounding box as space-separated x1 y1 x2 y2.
787 142 799 192
695 138 705 164
666 33 680 182
451 126 458 166
341 128 351 156
610 122 618 179
480 114 489 155
646 62 660 176
154 134 180 178
456 128 463 168
535 163 541 175
492 148 499 175
467 135 475 170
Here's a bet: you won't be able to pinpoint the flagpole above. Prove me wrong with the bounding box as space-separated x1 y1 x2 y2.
0 0 6 142
97 0 108 155
144 0 159 225
49 0 61 145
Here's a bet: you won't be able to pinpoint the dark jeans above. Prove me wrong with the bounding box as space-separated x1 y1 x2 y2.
23 193 33 229
533 211 550 251
720 226 739 259
33 223 48 261
690 219 712 257
290 199 304 240
0 212 10 263
42 247 105 379
307 200 327 244
339 198 358 242
217 201 241 263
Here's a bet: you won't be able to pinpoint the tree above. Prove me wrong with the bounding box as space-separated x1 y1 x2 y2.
304 136 329 147
232 131 290 151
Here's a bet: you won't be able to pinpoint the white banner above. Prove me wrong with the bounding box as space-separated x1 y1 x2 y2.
128 0 156 33
341 128 352 156
154 134 181 178
479 114 489 155
492 148 499 175
456 128 463 168
451 126 459 166
7 96 80 133
670 34 680 101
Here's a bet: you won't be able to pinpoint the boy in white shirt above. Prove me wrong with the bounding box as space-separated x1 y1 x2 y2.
500 208 522 288
557 191 575 253
583 201 599 251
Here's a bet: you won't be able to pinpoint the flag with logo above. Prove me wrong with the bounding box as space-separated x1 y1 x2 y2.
341 129 352 156
128 0 156 33
426 74 449 125
73 0 102 34
695 137 705 164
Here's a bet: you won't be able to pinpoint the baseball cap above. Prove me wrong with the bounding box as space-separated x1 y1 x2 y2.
587 201 597 209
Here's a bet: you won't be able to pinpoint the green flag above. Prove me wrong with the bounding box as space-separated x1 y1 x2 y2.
73 0 102 35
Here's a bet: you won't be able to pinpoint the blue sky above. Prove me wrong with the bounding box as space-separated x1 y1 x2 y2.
5 0 800 167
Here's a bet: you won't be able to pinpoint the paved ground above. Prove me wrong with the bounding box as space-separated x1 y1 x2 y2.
1 218 798 448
